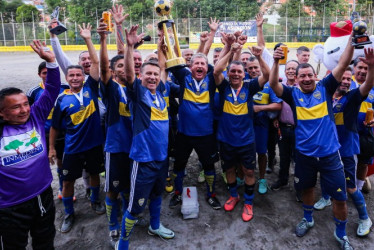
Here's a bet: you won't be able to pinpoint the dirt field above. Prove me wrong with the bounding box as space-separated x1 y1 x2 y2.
1 50 373 250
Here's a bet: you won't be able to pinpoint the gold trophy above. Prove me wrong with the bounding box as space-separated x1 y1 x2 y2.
154 0 186 69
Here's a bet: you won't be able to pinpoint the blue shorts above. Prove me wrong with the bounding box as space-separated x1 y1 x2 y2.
61 145 104 181
342 155 357 189
127 159 168 215
104 152 131 193
294 150 347 201
220 142 256 171
254 125 268 154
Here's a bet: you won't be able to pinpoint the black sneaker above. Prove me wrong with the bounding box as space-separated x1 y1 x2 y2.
206 196 221 210
271 180 288 191
109 229 119 248
169 194 182 208
91 201 106 215
61 213 75 233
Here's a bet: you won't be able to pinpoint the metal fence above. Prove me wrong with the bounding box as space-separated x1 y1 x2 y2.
1 15 374 46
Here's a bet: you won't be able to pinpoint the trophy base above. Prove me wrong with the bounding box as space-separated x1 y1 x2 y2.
50 25 67 36
166 57 186 70
352 35 372 49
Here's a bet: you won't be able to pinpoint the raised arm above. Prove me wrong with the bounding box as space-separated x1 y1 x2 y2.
232 34 247 61
49 19 72 75
79 23 99 81
216 32 236 63
124 25 140 86
157 32 168 83
214 43 241 85
110 4 129 55
203 17 220 55
269 47 284 96
331 33 354 82
256 12 265 48
197 31 209 54
97 18 111 85
250 46 269 87
359 48 374 96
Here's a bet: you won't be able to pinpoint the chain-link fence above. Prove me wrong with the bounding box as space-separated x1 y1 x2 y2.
1 15 374 46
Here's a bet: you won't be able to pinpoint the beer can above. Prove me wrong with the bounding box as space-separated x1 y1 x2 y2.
365 108 373 124
279 45 288 65
102 11 113 34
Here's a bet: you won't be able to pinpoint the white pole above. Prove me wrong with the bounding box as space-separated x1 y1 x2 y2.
285 3 288 42
323 3 325 39
96 8 99 28
200 4 202 32
336 8 338 22
224 6 226 21
42 9 46 43
298 3 300 38
188 8 190 46
142 12 144 34
1 12 5 46
353 0 356 11
64 9 67 45
11 12 16 46
152 9 155 44
32 11 36 40
22 13 26 46
273 23 275 42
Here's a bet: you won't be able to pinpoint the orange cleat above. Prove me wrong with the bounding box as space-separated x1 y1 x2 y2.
224 196 240 212
242 204 253 222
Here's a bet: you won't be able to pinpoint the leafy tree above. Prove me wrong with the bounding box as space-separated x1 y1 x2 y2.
45 0 68 14
2 0 23 22
16 4 40 23
67 0 112 25
119 0 154 21
4 140 24 155
0 0 5 12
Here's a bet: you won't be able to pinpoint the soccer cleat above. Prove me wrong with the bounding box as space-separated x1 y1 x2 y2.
357 217 372 237
224 196 240 212
313 197 332 210
109 229 119 248
206 196 221 210
334 231 354 250
169 194 182 208
258 179 268 194
295 218 314 237
91 201 106 215
198 170 205 183
165 177 173 193
242 204 254 222
270 180 288 191
61 213 75 233
148 223 175 239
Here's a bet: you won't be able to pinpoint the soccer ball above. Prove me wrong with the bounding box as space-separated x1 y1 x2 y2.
154 0 171 16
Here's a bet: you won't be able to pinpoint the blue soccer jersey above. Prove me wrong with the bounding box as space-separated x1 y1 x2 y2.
281 73 341 157
127 78 169 163
27 82 69 132
102 78 132 153
217 78 261 147
333 88 366 157
157 79 180 114
357 87 374 134
51 76 104 154
170 68 216 136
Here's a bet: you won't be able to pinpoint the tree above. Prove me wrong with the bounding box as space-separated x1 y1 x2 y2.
16 4 40 23
67 0 112 25
0 0 5 12
2 0 23 22
45 0 68 14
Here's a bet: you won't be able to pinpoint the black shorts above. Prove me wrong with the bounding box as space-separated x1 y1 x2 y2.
45 131 65 160
61 145 104 181
174 133 218 171
220 142 256 171
104 152 131 193
0 187 55 250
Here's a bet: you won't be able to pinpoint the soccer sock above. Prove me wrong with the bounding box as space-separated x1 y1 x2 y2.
118 210 138 250
149 196 162 230
350 190 369 220
173 170 184 195
90 186 100 203
204 169 216 197
303 204 314 223
227 181 238 197
62 196 74 215
356 179 365 190
244 184 255 205
57 168 63 191
120 191 129 214
105 196 119 231
334 217 347 239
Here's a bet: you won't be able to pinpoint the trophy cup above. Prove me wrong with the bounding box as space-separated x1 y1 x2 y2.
351 11 372 48
49 6 67 35
154 0 186 69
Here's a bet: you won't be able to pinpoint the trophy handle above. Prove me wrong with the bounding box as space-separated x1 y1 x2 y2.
51 6 60 20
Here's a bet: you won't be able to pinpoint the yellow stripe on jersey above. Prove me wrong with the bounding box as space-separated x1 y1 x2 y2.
119 102 131 117
359 101 372 113
296 101 328 120
70 99 96 125
334 112 344 125
163 96 170 107
223 100 248 115
151 106 168 121
47 108 54 120
183 88 210 104
253 92 269 105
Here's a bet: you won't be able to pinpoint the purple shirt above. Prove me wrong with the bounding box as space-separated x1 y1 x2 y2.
279 81 297 125
0 67 61 208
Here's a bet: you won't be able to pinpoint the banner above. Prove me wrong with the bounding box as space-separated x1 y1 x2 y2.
214 21 257 43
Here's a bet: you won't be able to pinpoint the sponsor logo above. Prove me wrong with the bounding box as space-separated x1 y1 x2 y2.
138 198 145 206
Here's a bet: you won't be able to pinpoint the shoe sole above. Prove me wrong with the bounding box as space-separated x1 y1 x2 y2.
148 230 175 239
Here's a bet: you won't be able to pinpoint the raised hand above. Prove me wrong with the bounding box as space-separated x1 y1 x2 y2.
78 23 92 40
200 31 209 43
231 43 242 54
360 48 374 66
48 18 58 30
221 32 236 46
30 40 55 63
256 12 264 27
273 47 284 62
237 35 247 46
208 17 220 32
97 18 108 38
249 45 263 57
110 4 129 25
233 30 242 39
125 25 140 47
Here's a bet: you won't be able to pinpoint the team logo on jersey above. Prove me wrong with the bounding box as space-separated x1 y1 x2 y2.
335 103 343 111
63 170 69 175
369 94 374 100
294 177 299 183
0 128 44 167
138 198 145 206
69 104 75 108
83 91 90 98
113 181 119 187
239 92 246 100
313 91 321 99
201 83 207 89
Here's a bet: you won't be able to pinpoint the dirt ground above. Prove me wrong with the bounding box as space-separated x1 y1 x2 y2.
1 51 373 250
